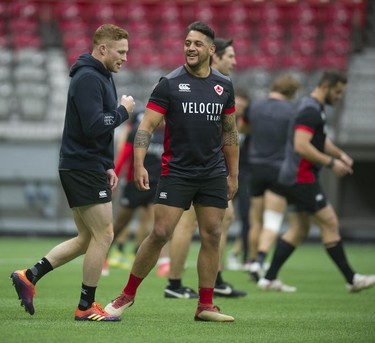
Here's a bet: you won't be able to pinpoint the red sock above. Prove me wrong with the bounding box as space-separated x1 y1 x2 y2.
198 287 214 305
123 273 144 297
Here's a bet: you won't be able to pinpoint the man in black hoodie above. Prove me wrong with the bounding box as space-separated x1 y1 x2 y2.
11 24 135 321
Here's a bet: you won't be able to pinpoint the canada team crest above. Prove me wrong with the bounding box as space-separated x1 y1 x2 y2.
214 84 223 96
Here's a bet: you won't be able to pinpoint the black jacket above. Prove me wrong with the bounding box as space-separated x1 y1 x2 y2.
59 53 129 172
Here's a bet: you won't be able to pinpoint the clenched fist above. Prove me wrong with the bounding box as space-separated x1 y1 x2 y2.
120 95 135 114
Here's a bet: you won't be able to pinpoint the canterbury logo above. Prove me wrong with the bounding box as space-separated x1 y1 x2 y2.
99 190 107 198
87 314 106 321
159 192 167 199
179 83 191 92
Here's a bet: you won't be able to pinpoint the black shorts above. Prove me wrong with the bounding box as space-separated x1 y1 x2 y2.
120 181 157 209
59 170 112 208
284 181 328 213
250 164 286 197
154 176 228 210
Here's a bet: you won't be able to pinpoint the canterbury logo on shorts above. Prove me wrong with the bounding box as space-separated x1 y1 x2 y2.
99 190 108 198
159 192 167 199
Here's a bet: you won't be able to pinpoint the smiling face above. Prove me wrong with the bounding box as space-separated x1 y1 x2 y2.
184 30 214 72
101 39 129 73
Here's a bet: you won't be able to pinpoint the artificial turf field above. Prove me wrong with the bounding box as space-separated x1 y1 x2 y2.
0 237 374 343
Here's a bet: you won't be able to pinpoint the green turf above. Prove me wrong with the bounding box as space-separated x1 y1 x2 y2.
1 237 374 343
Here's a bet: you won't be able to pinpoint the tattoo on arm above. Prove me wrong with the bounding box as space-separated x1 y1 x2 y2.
134 130 151 149
222 115 239 146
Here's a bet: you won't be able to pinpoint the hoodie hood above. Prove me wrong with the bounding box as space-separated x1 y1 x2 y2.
69 52 112 79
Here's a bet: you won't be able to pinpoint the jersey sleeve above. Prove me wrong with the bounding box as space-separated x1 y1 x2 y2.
224 82 236 115
295 106 320 134
146 77 169 115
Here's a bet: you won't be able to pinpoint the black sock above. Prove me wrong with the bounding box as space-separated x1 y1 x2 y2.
215 271 224 286
167 279 182 289
256 251 267 266
265 239 295 280
26 257 53 285
78 284 96 311
325 240 355 284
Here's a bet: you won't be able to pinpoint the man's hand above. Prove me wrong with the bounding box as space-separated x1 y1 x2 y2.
340 152 353 168
134 166 150 191
120 95 135 114
332 159 353 177
227 174 238 200
106 169 118 191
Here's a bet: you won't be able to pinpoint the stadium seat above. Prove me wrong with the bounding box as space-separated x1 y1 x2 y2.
233 38 252 55
258 23 285 40
12 33 41 50
289 38 318 56
8 1 39 19
63 34 91 53
16 82 49 121
14 65 47 83
9 18 38 33
126 21 153 38
324 23 352 40
159 22 185 39
0 48 12 65
59 20 88 35
290 24 319 40
85 3 115 22
0 82 14 120
0 1 9 19
322 37 351 56
316 54 348 71
258 37 284 56
258 3 283 24
126 3 148 22
326 3 352 27
53 2 82 21
130 37 156 54
15 48 46 67
287 3 318 25
280 54 315 72
219 2 249 24
223 23 252 40
0 34 8 48
151 2 182 23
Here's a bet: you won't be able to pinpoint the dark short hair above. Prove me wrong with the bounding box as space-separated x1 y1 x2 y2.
187 21 215 42
214 38 233 59
318 69 347 87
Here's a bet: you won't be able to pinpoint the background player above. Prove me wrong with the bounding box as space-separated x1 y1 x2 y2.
258 69 375 292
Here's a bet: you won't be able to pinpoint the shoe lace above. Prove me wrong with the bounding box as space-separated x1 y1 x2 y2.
113 294 132 308
91 303 106 315
199 304 221 312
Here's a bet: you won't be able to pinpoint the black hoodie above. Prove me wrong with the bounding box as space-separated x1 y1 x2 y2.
59 53 129 173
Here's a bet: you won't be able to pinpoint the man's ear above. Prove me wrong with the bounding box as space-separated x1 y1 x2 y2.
320 80 331 91
99 44 106 56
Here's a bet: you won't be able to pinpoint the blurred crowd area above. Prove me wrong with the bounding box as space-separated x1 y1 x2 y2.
0 0 372 139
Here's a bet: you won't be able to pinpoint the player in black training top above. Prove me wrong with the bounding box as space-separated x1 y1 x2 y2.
105 21 239 322
258 69 375 293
